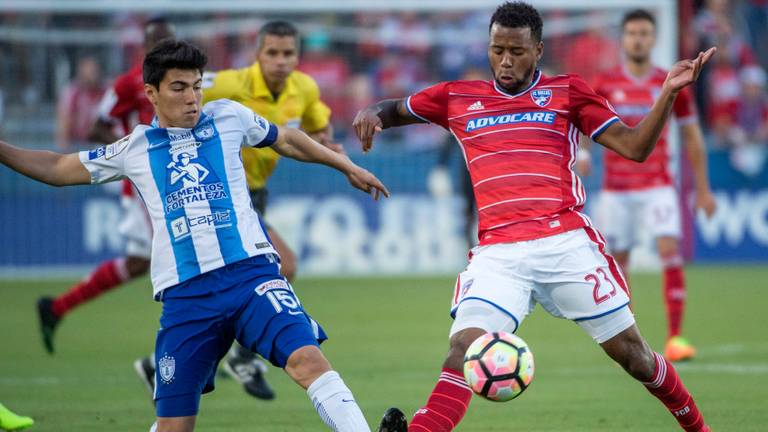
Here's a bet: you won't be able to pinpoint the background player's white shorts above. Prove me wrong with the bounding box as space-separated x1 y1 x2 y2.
595 186 681 252
118 195 152 259
449 228 635 343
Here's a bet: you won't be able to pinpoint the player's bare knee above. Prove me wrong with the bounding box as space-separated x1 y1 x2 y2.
155 417 195 432
285 345 331 388
657 237 679 259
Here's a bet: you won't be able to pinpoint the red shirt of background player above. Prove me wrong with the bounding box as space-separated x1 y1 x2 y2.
592 66 697 191
407 70 618 245
98 62 155 135
97 61 155 197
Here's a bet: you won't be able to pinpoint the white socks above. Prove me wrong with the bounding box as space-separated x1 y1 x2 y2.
307 371 370 432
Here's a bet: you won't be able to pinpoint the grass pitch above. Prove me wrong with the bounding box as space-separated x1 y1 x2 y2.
1 266 766 431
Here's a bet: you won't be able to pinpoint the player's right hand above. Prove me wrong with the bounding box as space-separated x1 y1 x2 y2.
352 108 383 153
346 166 390 200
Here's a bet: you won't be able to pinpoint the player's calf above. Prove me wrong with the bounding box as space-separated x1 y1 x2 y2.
444 327 487 371
600 324 656 381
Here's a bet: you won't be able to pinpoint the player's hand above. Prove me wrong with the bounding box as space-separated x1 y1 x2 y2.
664 47 716 93
695 189 717 218
352 108 383 153
346 166 390 200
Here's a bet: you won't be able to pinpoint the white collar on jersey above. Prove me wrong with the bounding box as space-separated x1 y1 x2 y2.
492 69 541 98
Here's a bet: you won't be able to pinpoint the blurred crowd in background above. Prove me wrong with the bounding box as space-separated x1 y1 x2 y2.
0 0 766 177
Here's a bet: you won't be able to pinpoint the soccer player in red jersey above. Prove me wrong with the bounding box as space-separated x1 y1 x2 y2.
580 9 717 362
357 2 714 431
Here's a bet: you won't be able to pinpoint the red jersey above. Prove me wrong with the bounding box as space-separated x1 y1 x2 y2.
407 71 619 245
593 66 697 191
96 62 154 197
97 62 154 135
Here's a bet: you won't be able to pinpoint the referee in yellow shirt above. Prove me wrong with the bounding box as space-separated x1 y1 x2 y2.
202 21 339 401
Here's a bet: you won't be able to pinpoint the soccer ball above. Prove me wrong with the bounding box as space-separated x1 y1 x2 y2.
463 331 535 402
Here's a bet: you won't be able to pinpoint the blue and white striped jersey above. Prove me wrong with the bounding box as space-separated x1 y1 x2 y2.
79 99 279 296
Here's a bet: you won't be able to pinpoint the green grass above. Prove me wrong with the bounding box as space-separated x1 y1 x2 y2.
1 266 767 431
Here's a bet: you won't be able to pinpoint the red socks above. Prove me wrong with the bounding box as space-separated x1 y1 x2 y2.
52 259 129 318
409 368 472 432
662 254 686 338
644 352 708 431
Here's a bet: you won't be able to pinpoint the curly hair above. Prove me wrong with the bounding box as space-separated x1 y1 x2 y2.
489 2 543 42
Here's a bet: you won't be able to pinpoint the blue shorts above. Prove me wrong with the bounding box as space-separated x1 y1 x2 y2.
153 254 327 417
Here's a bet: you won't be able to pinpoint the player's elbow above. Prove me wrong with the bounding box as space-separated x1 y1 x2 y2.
626 148 650 162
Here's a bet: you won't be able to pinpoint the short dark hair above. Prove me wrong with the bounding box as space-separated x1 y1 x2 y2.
257 20 300 49
489 1 543 42
622 9 656 30
143 39 208 88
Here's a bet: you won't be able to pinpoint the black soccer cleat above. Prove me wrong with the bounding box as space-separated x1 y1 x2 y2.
133 356 156 398
223 353 275 400
377 407 407 432
36 297 60 355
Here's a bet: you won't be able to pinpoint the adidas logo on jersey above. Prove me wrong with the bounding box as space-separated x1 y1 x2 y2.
467 101 485 111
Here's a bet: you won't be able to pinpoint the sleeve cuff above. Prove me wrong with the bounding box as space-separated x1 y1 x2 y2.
255 123 279 148
405 96 431 123
590 116 620 140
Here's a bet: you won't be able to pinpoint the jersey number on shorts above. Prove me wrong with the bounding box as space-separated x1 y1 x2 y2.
266 290 301 314
585 268 618 305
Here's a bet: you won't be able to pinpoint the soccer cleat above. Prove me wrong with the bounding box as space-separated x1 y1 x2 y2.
377 407 407 432
36 297 60 355
134 356 156 396
223 355 275 400
664 336 697 362
0 403 34 431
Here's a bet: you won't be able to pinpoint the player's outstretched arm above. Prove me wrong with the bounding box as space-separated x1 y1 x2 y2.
0 140 91 186
595 47 716 162
352 98 424 153
271 127 390 200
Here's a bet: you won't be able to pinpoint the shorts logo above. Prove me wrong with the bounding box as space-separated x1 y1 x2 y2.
461 279 474 298
254 279 289 295
159 355 175 384
531 89 552 107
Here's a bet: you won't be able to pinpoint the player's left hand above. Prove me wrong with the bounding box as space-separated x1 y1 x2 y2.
664 47 716 93
346 166 390 200
695 189 717 218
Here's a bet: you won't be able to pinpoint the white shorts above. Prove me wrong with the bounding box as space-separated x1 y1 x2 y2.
595 186 681 252
118 195 153 259
449 228 635 343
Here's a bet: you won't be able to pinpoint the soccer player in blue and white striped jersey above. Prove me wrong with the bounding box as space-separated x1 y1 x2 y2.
0 39 388 432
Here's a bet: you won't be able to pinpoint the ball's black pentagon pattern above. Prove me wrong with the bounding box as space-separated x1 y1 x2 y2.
463 332 531 400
